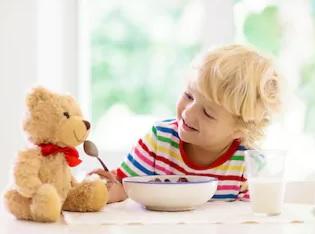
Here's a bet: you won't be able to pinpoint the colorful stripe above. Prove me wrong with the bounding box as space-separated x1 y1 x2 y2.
231 155 244 161
134 146 173 175
117 119 249 201
121 162 138 176
212 194 238 199
156 126 179 138
217 185 241 191
126 154 155 175
156 135 179 148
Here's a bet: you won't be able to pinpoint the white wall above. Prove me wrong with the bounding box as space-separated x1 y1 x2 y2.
0 0 80 193
0 0 39 192
202 0 235 45
37 0 81 97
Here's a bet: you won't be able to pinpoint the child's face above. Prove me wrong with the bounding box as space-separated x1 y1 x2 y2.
176 81 241 149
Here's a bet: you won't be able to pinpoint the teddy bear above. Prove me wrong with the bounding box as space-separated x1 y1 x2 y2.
4 87 109 222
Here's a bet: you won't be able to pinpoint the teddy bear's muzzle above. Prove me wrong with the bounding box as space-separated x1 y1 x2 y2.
83 120 90 130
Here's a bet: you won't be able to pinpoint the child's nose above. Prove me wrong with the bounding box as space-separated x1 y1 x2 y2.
183 103 198 120
184 102 197 113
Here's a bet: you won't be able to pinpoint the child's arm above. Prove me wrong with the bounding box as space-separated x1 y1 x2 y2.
89 169 128 203
88 123 159 203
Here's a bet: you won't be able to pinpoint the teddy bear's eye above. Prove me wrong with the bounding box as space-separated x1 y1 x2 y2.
63 112 70 119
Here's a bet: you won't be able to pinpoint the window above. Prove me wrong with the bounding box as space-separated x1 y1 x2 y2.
234 0 315 180
86 0 219 167
82 0 315 179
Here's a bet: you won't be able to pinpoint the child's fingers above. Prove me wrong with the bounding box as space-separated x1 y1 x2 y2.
105 171 117 182
87 168 104 176
88 169 117 181
87 169 107 178
110 169 117 176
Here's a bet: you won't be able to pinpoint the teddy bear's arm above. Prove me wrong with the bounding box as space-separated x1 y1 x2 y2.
14 149 42 198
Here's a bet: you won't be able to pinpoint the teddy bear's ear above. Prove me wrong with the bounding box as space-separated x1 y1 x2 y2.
26 86 53 111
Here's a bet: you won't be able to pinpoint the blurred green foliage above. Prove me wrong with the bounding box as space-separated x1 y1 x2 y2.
298 3 315 135
300 53 315 134
243 5 282 56
243 3 315 135
91 2 200 122
91 1 315 134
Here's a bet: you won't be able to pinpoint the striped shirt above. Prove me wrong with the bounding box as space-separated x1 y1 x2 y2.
117 119 250 201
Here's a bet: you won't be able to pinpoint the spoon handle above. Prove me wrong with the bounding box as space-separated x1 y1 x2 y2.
97 157 109 172
97 156 120 183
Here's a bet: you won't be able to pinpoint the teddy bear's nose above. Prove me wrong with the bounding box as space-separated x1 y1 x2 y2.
83 120 91 130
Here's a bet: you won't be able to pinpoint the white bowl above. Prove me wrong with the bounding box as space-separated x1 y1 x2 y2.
122 175 218 211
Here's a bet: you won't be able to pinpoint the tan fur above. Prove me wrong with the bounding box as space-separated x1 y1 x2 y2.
4 190 32 220
63 181 108 212
4 87 108 222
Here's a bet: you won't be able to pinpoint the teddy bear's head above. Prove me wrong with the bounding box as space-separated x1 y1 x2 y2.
24 87 90 147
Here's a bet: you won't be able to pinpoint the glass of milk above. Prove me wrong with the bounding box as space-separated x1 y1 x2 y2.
244 150 287 215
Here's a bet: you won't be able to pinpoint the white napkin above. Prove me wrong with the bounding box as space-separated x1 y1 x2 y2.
63 199 315 225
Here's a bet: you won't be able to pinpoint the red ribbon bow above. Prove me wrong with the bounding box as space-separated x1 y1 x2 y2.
38 143 82 167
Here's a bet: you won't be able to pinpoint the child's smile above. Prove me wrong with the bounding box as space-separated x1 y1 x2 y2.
181 118 199 132
176 80 243 152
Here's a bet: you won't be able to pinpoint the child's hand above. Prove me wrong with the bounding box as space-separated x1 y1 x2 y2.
87 168 127 203
88 168 117 182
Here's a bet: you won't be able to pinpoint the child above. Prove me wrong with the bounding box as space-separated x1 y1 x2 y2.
89 44 281 203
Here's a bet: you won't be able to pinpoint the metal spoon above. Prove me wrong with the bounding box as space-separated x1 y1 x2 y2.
83 140 120 184
83 140 109 171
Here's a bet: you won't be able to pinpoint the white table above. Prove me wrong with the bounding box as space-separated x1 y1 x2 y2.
1 201 315 234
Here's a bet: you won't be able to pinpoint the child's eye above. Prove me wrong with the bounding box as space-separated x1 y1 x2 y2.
184 92 193 100
203 109 215 119
63 112 70 119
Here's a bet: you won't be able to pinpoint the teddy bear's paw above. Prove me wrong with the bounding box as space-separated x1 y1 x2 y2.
30 184 62 222
86 180 109 211
4 189 33 220
63 180 108 212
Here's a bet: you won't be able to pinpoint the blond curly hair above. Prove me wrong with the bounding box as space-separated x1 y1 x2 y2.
193 44 282 148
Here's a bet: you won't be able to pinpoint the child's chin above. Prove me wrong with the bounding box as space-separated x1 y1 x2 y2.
178 130 194 143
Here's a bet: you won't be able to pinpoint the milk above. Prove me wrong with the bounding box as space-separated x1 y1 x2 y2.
248 178 285 215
